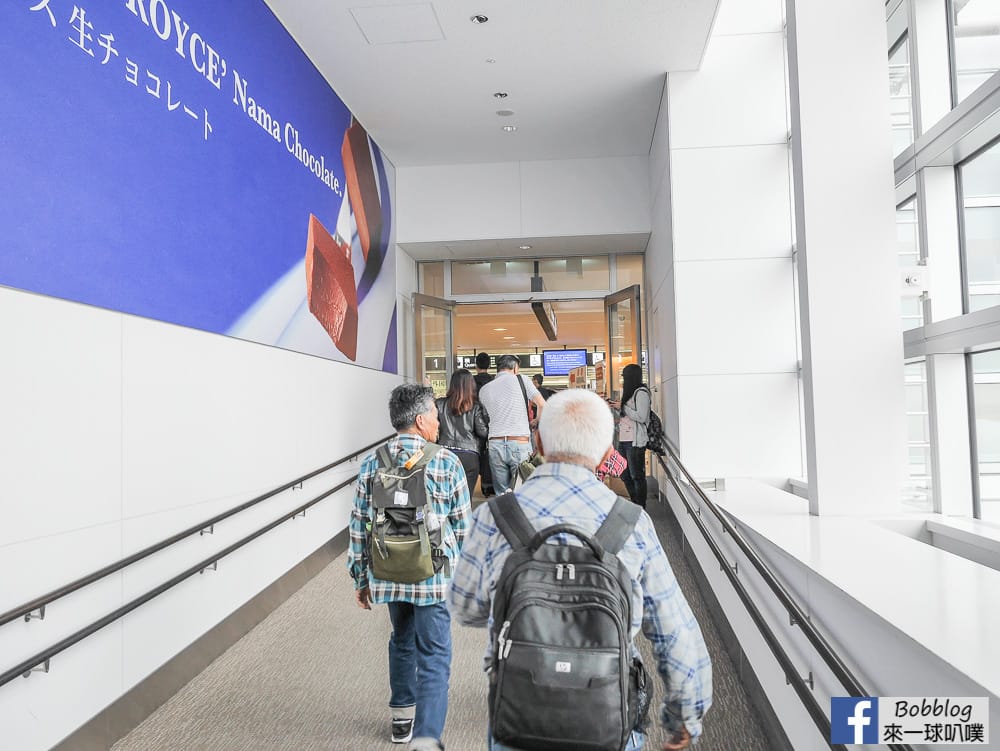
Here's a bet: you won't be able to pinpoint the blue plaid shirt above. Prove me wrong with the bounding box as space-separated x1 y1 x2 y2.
448 461 712 738
348 434 471 605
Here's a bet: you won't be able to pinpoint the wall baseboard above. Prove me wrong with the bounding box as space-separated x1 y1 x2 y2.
53 530 349 751
656 492 794 751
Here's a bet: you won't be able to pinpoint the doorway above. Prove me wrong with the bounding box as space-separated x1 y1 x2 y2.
413 286 642 399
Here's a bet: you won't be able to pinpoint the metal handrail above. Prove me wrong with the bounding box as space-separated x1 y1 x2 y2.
655 448 912 751
0 472 359 688
0 434 392 629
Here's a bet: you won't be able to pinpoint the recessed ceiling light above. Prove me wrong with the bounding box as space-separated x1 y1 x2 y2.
470 14 488 24
493 91 508 99
493 327 508 332
503 336 515 340
502 125 517 132
519 244 532 250
496 109 515 117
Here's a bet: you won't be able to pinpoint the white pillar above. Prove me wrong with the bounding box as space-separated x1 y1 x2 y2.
787 0 907 515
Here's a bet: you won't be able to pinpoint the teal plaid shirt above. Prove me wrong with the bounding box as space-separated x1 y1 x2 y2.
448 462 712 738
347 434 471 605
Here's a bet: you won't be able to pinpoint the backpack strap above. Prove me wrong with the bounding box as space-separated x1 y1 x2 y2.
594 496 642 556
488 492 536 551
376 444 393 469
413 441 441 468
515 374 532 425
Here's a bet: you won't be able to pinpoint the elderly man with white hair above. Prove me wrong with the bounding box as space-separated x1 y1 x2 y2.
448 388 712 751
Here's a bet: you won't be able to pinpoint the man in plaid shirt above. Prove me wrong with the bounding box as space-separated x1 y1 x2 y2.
448 388 712 750
348 384 471 751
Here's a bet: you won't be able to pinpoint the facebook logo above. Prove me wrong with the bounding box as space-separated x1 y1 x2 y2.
831 697 879 744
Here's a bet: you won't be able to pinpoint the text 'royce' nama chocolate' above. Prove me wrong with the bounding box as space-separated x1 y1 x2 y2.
305 214 358 360
341 118 382 262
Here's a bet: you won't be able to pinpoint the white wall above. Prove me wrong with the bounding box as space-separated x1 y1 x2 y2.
395 156 651 243
0 286 402 750
645 0 801 479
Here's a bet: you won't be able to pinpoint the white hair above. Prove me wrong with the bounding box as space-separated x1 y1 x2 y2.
537 389 613 467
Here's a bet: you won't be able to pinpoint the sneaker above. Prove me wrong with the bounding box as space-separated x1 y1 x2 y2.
391 718 414 744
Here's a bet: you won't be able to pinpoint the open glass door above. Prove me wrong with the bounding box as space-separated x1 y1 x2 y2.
413 293 455 398
604 285 641 401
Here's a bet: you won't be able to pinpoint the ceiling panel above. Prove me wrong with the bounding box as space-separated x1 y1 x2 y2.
263 1 719 166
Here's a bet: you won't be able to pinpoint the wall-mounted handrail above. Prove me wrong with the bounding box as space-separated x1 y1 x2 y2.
0 434 392 629
655 450 912 751
0 470 361 688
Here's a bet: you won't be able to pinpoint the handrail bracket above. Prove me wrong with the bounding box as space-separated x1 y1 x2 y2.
24 605 46 623
785 670 814 691
199 561 218 575
200 524 215 536
22 659 50 679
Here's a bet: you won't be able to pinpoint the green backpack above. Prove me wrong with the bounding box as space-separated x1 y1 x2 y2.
368 443 446 583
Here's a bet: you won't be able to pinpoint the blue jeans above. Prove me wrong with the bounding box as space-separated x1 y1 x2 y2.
487 439 533 493
489 730 645 750
387 601 452 745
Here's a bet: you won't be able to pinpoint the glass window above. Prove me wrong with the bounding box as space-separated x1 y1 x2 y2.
971 349 1000 522
951 0 1000 105
615 255 644 290
419 262 444 297
451 256 612 295
960 140 1000 312
897 198 923 330
451 260 534 295
903 361 933 511
889 36 914 157
538 257 610 291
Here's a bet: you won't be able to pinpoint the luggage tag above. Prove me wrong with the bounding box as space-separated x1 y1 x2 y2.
394 489 410 506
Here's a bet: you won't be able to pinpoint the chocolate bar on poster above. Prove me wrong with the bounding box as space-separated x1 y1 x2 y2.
341 117 383 262
305 214 358 361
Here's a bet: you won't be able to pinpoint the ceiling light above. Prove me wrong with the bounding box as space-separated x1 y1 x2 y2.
502 125 517 133
470 14 488 24
493 327 508 332
519 244 531 250
493 91 508 99
503 336 515 340
496 109 515 117
486 58 496 64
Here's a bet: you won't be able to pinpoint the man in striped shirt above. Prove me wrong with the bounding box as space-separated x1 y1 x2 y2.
478 354 546 493
448 389 712 750
348 384 471 751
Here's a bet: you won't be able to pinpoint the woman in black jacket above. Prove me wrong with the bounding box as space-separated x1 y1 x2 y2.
436 369 489 493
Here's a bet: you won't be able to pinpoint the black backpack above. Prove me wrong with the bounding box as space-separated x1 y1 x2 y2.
638 387 667 456
368 442 447 584
487 492 651 751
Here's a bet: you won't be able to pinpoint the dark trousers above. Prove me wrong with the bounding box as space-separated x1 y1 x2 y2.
478 441 494 495
618 442 647 508
454 449 480 496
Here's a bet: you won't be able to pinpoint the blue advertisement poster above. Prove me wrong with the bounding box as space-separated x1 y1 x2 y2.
0 0 397 372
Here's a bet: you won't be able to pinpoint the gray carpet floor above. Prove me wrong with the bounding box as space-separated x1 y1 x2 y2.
112 496 769 750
